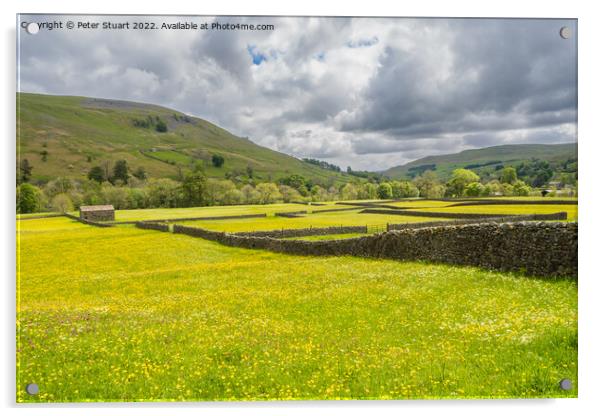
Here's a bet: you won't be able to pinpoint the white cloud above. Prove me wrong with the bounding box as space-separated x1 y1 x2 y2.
18 15 577 171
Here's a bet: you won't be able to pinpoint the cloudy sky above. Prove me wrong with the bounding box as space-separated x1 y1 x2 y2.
18 15 577 171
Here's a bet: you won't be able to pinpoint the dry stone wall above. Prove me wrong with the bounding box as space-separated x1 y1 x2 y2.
232 225 368 238
361 209 568 220
386 213 569 231
135 221 170 232
172 222 577 278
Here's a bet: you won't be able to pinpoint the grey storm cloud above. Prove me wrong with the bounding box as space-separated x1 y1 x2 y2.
17 15 577 170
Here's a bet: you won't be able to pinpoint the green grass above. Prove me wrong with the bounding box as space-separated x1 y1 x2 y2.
177 211 444 233
17 217 577 402
98 203 342 222
415 204 578 221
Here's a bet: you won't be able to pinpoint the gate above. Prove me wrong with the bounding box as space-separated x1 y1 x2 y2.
367 223 388 234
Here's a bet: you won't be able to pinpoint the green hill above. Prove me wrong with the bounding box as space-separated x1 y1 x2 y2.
383 143 577 180
17 93 348 185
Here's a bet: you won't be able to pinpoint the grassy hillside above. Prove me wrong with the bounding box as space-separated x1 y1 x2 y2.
383 143 577 180
16 93 348 185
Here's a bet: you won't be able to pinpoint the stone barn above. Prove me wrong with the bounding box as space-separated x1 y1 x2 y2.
79 205 115 222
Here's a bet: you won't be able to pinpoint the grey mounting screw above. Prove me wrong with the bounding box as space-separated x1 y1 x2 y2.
25 383 39 395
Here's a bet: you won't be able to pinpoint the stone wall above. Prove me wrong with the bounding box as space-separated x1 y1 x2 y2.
147 213 267 223
172 222 577 278
386 213 569 230
275 211 307 218
361 209 568 220
232 225 368 238
63 213 114 227
135 221 170 232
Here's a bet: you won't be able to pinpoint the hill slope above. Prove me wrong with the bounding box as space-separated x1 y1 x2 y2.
383 143 577 180
17 93 347 185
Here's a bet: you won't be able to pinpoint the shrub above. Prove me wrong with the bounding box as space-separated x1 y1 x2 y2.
211 154 225 168
155 119 168 132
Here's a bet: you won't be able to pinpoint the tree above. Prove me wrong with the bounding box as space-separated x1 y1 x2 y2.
40 150 49 162
101 184 129 209
413 171 444 199
112 160 130 184
44 177 74 199
465 182 484 197
447 169 480 197
148 178 181 208
133 167 147 181
88 166 106 183
399 181 419 198
222 188 244 205
512 180 531 196
377 182 393 199
500 167 518 184
17 183 42 213
310 185 328 202
246 165 254 179
256 183 282 204
358 183 378 200
18 159 33 184
241 184 261 204
181 166 207 207
280 174 306 190
279 185 303 203
340 183 359 200
211 154 225 168
155 119 168 132
51 193 74 213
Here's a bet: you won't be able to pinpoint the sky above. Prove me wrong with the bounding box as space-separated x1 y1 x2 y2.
18 16 577 171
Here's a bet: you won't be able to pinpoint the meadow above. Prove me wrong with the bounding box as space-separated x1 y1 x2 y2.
177 211 444 233
16 198 578 402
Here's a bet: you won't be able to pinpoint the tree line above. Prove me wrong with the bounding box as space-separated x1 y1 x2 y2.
16 159 576 214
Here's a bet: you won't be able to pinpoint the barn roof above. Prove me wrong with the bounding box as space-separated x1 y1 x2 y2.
80 205 115 212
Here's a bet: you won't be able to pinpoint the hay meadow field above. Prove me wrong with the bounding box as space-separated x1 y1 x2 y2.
16 198 578 402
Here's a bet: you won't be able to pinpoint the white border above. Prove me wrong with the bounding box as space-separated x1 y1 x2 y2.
3 1 601 415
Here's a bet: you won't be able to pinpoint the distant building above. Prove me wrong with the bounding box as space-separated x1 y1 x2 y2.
79 205 115 222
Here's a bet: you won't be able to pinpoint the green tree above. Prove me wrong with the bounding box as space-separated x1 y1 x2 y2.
51 193 74 213
447 169 480 197
155 119 168 132
500 167 518 184
88 166 106 183
148 178 181 208
112 160 130 184
181 166 207 207
413 171 444 199
132 167 147 181
399 181 420 198
465 182 484 197
513 180 531 196
279 185 303 203
18 159 33 184
340 183 359 200
377 182 393 199
256 183 282 204
310 185 328 202
241 184 261 204
40 150 49 162
211 154 225 168
358 183 378 200
17 183 42 213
